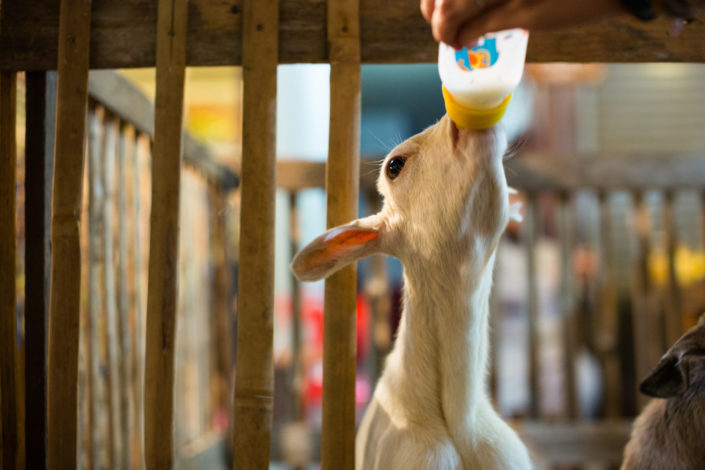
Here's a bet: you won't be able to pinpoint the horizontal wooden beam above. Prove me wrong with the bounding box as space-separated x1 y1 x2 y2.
278 152 705 193
1 1 704 69
507 152 705 191
515 420 632 465
87 71 239 190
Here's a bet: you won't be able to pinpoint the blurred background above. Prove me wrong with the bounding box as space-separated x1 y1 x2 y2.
11 62 705 468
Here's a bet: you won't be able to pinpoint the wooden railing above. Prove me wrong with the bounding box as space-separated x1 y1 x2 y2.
1 67 237 470
2 1 705 470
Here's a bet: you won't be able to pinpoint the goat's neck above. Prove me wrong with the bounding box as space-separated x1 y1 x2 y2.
383 249 496 440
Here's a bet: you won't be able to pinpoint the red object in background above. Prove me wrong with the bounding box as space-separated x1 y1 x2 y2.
299 293 372 409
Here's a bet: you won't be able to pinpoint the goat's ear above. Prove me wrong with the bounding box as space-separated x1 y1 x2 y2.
291 216 383 282
640 320 705 398
640 356 689 398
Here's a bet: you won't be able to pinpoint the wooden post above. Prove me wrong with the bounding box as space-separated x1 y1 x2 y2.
144 0 188 467
0 70 18 470
663 191 683 346
232 0 278 467
322 1 361 468
524 193 540 419
597 191 621 418
117 123 133 470
558 193 578 420
47 0 92 467
24 70 57 470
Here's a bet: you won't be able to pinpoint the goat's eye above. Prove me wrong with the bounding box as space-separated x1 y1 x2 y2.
386 156 406 180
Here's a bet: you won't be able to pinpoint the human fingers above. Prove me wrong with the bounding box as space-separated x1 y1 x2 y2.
432 0 484 47
455 1 524 46
456 0 625 46
421 0 435 22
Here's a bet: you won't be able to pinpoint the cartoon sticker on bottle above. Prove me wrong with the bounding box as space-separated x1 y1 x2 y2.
455 38 499 71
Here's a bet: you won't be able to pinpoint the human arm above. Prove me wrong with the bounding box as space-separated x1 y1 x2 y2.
421 0 703 49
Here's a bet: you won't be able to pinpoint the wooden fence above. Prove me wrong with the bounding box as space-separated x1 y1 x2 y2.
2 1 705 470
1 65 237 470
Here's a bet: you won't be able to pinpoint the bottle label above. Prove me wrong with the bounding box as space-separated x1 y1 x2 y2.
455 38 499 71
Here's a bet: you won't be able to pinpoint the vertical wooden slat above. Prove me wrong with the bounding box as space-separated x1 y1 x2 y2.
131 133 147 470
232 0 279 467
88 106 108 469
116 123 133 470
77 143 91 470
47 0 92 466
663 191 683 346
210 183 233 415
102 115 122 468
144 0 188 467
631 192 653 411
322 0 361 467
597 191 621 418
24 70 57 470
524 193 540 419
558 193 578 420
0 70 18 470
288 192 303 420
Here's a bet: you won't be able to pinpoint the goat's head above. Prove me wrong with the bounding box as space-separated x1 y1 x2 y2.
291 115 517 282
640 313 705 398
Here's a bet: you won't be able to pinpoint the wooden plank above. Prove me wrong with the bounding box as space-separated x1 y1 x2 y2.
131 132 147 470
558 194 578 420
631 193 654 411
46 0 92 467
210 183 233 415
232 0 278 467
524 194 540 419
516 420 632 465
87 71 239 191
0 70 18 470
144 0 188 467
321 1 361 468
663 191 683 346
102 115 123 468
116 122 133 470
597 191 622 419
77 140 91 470
23 70 57 470
281 153 705 194
87 106 109 469
508 152 705 191
288 192 303 420
2 0 705 68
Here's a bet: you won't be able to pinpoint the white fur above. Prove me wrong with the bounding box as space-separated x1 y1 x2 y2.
292 116 532 469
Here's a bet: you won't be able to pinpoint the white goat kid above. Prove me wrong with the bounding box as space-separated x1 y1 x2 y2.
291 115 531 470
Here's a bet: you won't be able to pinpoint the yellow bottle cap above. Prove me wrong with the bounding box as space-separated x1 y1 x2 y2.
442 85 512 130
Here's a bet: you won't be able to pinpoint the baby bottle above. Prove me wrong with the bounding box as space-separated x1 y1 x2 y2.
439 29 529 130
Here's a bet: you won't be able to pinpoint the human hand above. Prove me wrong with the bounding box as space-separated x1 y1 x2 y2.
420 0 626 48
